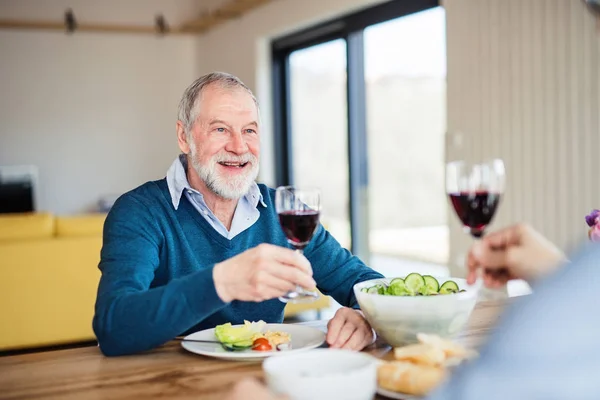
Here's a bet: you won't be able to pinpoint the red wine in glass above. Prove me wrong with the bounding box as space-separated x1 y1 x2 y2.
278 210 320 250
275 186 321 303
446 159 508 293
446 159 505 238
448 191 502 238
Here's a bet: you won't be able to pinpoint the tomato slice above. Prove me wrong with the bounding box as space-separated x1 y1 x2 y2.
252 337 272 351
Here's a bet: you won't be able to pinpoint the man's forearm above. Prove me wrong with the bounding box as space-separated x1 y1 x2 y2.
93 267 227 356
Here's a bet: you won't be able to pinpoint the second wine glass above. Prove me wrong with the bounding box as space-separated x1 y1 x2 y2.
275 186 321 303
446 159 507 299
446 159 505 238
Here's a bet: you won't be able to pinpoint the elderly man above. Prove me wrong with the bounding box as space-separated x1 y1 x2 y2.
93 72 384 356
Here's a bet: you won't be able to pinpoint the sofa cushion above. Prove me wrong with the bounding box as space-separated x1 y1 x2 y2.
0 212 55 242
0 237 102 350
55 214 106 237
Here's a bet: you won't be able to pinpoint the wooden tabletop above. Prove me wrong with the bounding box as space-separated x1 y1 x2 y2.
0 299 508 400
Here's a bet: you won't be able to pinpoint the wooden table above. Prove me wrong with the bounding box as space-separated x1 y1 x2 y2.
0 300 508 400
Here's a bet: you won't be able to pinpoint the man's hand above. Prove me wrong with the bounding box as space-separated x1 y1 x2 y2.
212 243 316 303
326 307 374 351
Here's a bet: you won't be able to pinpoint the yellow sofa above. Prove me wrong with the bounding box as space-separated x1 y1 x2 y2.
0 212 104 351
0 212 330 352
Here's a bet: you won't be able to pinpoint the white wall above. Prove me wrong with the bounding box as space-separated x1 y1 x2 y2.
445 0 600 273
195 0 389 186
0 1 198 214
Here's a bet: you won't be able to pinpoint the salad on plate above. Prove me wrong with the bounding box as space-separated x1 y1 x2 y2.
214 320 291 352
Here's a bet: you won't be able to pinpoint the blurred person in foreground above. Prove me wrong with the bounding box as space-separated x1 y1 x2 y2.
93 72 383 357
227 223 600 400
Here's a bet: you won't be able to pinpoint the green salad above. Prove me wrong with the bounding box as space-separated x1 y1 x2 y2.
360 273 466 296
214 320 265 347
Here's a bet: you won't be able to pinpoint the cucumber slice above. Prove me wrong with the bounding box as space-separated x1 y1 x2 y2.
388 278 410 296
389 278 405 286
439 280 460 294
404 273 425 296
360 287 369 293
422 275 440 294
365 284 387 295
366 286 380 294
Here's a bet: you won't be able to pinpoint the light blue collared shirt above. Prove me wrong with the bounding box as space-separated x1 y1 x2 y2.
165 154 266 239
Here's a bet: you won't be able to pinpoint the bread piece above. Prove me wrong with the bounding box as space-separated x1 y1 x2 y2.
377 361 447 396
416 333 478 360
393 343 446 367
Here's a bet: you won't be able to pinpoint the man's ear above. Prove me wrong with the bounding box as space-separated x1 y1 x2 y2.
176 121 190 154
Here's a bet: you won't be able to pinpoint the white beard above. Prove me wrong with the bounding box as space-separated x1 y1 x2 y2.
189 143 259 200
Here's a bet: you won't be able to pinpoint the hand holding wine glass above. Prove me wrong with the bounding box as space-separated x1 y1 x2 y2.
446 159 508 287
275 186 321 303
466 223 567 287
212 243 316 303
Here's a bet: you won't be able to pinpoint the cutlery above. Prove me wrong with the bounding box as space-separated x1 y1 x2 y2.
174 338 250 351
174 337 290 351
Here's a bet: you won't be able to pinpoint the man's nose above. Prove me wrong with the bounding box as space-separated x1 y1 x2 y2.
226 132 249 154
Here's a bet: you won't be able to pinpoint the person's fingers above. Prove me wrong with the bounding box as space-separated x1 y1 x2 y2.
258 273 298 296
490 277 507 289
466 250 479 284
267 245 313 275
491 278 507 288
326 312 347 345
481 269 510 289
472 242 511 269
466 271 477 285
333 323 357 348
267 263 316 290
483 224 525 249
341 327 370 351
483 274 494 287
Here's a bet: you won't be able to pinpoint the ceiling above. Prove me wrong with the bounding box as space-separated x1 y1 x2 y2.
0 0 277 35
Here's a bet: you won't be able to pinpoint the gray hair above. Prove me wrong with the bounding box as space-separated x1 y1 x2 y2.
177 72 259 134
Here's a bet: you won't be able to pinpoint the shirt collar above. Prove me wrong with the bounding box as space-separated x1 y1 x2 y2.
165 154 266 210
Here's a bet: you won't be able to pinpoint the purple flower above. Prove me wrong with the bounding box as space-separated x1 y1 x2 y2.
585 209 600 227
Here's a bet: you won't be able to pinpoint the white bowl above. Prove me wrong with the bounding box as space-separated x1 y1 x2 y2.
262 349 377 400
354 276 480 347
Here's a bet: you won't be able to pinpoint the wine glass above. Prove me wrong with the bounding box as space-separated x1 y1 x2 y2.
446 159 505 238
275 186 321 303
446 159 507 297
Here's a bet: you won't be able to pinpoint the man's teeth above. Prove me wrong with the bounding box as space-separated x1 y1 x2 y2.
219 162 247 167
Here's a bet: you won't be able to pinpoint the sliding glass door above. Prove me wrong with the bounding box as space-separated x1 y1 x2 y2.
364 7 448 266
272 0 447 272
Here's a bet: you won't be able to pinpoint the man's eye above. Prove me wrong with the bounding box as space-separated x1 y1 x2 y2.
216 127 226 133
246 129 256 134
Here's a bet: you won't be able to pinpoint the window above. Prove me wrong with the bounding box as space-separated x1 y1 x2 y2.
272 0 448 275
364 8 448 264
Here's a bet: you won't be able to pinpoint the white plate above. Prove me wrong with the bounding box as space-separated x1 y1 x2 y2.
181 323 326 361
376 386 422 400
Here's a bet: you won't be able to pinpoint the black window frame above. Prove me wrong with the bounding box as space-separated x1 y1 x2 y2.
271 0 439 258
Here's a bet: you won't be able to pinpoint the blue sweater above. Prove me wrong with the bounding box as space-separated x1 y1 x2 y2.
93 179 383 356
